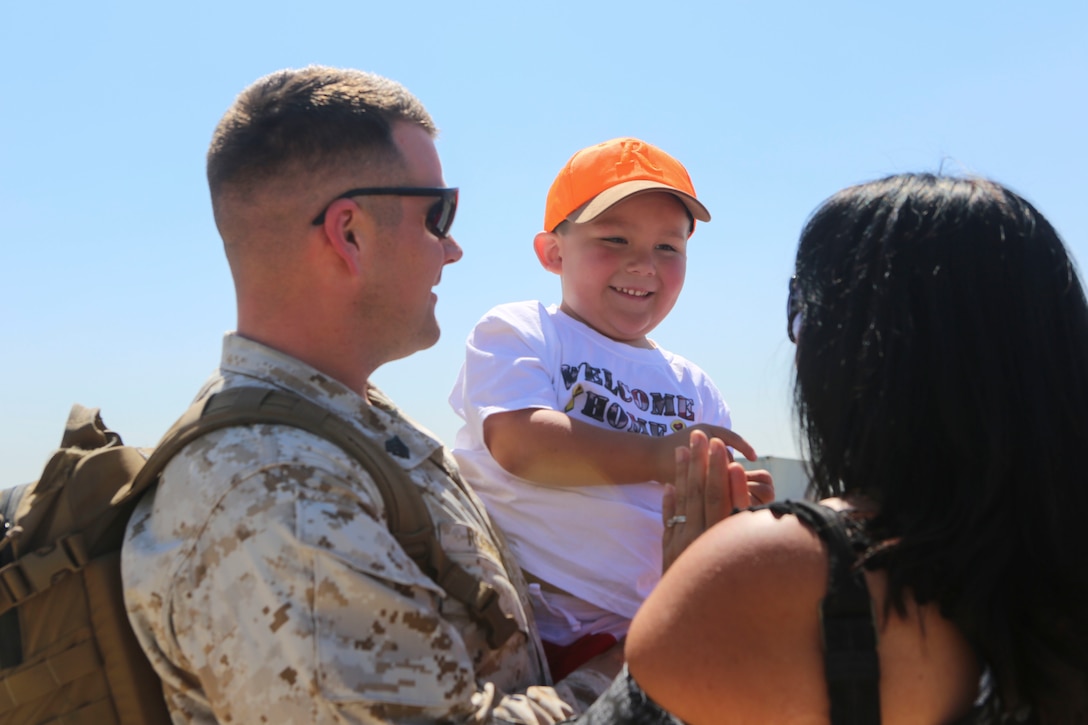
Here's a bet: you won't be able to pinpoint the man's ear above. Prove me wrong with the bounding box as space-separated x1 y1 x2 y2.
533 231 562 274
319 199 364 276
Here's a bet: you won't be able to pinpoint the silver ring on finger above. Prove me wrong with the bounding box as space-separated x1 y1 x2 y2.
665 514 688 528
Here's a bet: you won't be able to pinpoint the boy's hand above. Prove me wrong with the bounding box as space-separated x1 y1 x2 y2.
677 423 757 462
484 409 762 489
743 468 774 506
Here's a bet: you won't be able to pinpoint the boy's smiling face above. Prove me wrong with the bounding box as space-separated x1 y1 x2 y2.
534 191 691 348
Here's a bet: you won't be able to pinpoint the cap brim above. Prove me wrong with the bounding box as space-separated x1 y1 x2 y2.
566 181 711 225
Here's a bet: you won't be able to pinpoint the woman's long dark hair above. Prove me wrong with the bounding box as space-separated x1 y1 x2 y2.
792 174 1088 720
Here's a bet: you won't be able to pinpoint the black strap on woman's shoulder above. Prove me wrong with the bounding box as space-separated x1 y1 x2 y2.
766 500 882 725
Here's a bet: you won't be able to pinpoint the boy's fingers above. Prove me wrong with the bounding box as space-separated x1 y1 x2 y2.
725 432 758 463
744 469 773 486
697 426 757 462
742 468 774 505
747 481 775 506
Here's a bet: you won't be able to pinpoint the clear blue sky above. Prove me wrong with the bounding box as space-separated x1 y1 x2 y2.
2 1 1085 485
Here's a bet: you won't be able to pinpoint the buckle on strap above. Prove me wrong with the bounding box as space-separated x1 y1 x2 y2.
435 556 519 650
0 562 32 610
0 534 88 609
475 586 519 650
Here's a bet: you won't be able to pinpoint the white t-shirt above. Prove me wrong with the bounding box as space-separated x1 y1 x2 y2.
449 301 732 629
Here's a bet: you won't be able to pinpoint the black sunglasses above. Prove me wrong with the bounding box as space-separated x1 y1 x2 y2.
311 186 459 239
787 275 802 343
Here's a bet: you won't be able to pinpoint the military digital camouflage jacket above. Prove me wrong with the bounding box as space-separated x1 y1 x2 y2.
122 333 611 723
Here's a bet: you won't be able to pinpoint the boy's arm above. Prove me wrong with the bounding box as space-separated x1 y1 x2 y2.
484 408 756 487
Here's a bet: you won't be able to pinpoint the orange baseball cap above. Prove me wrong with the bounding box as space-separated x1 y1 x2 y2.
544 137 711 233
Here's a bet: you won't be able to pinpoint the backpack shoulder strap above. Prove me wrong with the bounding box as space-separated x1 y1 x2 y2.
0 484 26 550
767 500 882 725
118 386 517 649
0 483 29 666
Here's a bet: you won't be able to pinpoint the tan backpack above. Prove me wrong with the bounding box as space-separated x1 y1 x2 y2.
0 386 516 724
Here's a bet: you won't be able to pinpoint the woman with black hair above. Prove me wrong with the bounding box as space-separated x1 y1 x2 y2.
582 174 1088 723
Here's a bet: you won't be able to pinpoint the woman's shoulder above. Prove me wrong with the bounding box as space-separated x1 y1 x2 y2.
627 501 982 724
633 504 831 645
660 502 832 593
627 505 830 722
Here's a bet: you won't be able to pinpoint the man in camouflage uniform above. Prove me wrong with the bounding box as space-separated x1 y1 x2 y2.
122 66 618 723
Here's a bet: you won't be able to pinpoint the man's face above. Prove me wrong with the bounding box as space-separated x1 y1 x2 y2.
359 122 463 362
551 191 689 347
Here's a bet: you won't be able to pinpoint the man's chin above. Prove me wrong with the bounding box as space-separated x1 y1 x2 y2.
387 324 442 362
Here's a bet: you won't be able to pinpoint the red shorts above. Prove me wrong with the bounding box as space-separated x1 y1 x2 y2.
541 632 618 682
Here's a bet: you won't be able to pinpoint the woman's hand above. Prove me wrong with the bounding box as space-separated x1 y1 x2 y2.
661 430 773 571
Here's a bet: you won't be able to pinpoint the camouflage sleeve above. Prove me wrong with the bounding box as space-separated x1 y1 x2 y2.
166 456 604 724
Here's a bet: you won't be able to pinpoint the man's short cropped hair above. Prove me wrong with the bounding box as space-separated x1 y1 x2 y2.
207 66 436 200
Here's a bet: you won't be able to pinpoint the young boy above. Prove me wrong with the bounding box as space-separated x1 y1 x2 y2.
449 137 744 679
